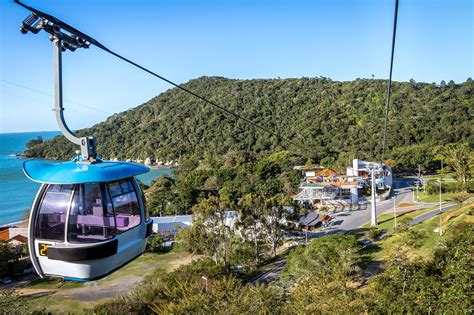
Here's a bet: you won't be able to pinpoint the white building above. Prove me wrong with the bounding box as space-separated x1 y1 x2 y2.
294 182 359 207
346 159 392 189
151 215 193 235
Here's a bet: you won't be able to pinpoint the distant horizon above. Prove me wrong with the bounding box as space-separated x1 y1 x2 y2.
0 130 60 134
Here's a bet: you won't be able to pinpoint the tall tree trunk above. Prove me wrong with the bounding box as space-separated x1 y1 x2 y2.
254 224 259 265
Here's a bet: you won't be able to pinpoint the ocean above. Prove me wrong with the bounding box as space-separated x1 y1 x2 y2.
0 131 172 226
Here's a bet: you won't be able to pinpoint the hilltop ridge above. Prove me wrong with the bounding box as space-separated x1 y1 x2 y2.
24 76 473 166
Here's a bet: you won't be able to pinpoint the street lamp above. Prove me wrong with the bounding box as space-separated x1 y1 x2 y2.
437 180 442 237
370 168 377 226
393 196 397 228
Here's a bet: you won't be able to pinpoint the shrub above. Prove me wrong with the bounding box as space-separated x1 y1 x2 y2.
145 234 165 253
368 228 384 241
399 229 426 248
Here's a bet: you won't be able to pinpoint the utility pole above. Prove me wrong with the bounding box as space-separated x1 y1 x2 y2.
370 168 377 226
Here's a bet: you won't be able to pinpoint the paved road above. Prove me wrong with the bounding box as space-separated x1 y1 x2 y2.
408 203 457 226
252 178 448 284
335 178 417 231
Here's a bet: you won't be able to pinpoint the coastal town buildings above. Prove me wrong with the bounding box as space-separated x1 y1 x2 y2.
294 159 393 209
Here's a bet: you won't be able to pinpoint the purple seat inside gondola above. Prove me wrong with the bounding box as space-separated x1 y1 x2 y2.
74 215 129 228
44 213 66 225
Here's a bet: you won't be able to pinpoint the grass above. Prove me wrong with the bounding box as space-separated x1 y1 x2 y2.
416 191 473 203
24 277 84 290
422 173 457 182
362 207 434 230
25 295 93 315
22 251 195 314
360 201 474 262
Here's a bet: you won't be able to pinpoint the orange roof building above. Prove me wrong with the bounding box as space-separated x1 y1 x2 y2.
0 229 9 241
315 169 340 177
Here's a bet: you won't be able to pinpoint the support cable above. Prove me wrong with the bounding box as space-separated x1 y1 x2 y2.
381 0 399 162
14 0 307 153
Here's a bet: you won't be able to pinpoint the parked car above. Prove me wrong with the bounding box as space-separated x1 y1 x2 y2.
1 277 12 285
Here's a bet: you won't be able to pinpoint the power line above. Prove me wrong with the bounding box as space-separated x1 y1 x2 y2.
381 0 399 162
1 79 111 115
101 46 306 151
14 0 308 154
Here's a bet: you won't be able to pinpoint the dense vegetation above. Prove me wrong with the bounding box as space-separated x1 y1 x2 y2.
24 77 473 171
146 150 300 216
85 210 473 314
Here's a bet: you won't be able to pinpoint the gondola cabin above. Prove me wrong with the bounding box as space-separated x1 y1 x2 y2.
23 159 153 281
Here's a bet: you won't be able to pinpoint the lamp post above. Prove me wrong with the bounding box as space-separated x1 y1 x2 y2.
370 168 377 226
438 180 443 237
393 196 397 228
415 182 419 202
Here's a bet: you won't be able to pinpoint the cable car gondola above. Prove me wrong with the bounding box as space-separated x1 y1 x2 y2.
17 6 153 281
24 159 153 281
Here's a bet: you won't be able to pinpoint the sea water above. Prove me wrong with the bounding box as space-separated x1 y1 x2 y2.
0 131 173 226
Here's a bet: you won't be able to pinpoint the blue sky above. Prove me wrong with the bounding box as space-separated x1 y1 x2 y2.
1 0 472 133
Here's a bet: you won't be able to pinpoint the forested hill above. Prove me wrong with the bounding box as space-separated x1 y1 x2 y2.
25 76 473 166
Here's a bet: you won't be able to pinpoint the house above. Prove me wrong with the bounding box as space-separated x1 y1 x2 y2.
0 228 9 241
298 212 320 229
306 169 341 183
294 181 359 207
151 215 193 236
8 228 28 239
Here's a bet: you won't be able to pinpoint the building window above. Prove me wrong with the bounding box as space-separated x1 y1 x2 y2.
35 184 73 241
68 183 116 243
108 179 141 233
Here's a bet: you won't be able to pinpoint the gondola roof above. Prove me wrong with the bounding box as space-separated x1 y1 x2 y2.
23 159 149 184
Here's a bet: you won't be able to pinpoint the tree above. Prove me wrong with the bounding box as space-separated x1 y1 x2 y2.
0 241 18 277
435 143 473 184
285 234 361 281
145 234 164 253
260 195 294 257
146 175 175 216
284 234 366 313
189 195 235 269
367 249 437 313
238 193 266 266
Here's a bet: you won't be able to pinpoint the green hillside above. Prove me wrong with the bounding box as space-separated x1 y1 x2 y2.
24 77 473 166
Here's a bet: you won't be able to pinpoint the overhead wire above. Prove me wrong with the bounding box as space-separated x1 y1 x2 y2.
1 79 111 115
14 0 308 154
14 0 399 158
381 0 399 162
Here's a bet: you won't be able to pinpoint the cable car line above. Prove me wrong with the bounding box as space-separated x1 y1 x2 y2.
14 0 402 281
14 0 307 154
381 0 399 162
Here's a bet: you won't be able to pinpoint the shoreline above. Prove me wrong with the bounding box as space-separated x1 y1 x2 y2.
0 219 27 229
